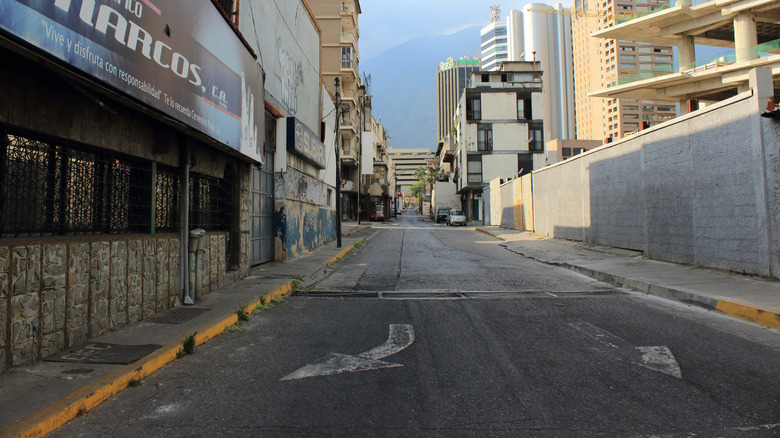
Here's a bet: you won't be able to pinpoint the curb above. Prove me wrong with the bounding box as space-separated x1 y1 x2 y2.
562 263 780 332
476 227 780 332
3 239 366 438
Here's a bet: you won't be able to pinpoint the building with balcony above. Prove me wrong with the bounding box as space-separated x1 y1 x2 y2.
572 0 677 142
361 117 392 218
587 0 780 112
452 62 546 222
309 0 365 221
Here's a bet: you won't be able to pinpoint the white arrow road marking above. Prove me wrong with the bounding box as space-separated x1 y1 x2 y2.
281 324 415 381
570 323 682 379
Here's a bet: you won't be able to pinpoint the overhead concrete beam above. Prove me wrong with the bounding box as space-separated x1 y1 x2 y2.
660 11 726 37
658 76 729 99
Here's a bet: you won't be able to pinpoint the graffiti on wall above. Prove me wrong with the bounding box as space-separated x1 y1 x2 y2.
276 37 303 115
274 201 336 261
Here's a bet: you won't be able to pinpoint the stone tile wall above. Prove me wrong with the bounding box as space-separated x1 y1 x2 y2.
0 233 235 373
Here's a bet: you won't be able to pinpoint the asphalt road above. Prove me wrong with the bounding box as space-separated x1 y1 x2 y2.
52 210 780 437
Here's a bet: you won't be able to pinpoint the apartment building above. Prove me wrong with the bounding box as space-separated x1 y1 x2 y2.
452 62 546 222
363 117 392 217
480 4 576 142
572 0 677 141
309 0 366 221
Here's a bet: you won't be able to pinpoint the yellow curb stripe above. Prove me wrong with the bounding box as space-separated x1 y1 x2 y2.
716 299 780 331
3 280 296 438
327 240 365 265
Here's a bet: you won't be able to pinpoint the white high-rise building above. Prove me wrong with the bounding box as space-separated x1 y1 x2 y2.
480 4 575 141
480 6 508 72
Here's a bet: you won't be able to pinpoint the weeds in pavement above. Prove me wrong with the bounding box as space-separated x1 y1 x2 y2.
127 379 142 388
236 305 250 322
224 324 244 333
177 332 197 359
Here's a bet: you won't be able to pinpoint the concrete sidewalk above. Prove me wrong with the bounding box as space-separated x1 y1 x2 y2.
477 227 780 332
0 226 372 438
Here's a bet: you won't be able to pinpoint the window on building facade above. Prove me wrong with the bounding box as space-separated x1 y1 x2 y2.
477 125 493 151
518 154 533 177
528 124 543 151
517 97 532 120
341 46 354 69
467 155 482 184
467 97 481 120
0 129 231 237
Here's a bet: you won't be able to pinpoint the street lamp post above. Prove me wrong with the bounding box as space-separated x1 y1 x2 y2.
334 78 342 248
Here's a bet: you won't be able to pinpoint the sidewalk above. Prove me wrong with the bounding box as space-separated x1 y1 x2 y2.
477 226 780 332
0 226 372 438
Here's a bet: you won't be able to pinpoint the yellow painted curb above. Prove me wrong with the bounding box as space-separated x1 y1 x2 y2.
1 280 296 438
326 239 365 266
716 299 780 331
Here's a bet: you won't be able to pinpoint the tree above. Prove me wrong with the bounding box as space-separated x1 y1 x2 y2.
409 179 426 199
414 164 442 187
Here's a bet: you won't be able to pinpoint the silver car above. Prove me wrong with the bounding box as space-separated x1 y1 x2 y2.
447 209 467 226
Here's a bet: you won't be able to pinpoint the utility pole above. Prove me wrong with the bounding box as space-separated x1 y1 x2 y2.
334 78 342 248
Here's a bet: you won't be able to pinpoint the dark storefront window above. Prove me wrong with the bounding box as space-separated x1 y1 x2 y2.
0 128 233 237
0 129 151 236
189 172 234 232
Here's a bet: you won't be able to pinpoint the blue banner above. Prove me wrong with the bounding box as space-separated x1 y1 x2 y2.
0 0 264 163
286 117 326 169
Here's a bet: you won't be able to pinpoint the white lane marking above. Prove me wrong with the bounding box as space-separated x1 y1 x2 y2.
359 324 415 360
570 323 682 379
636 346 682 379
281 324 414 381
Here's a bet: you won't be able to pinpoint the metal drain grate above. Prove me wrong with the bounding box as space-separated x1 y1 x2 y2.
300 290 624 299
45 342 161 365
148 307 210 324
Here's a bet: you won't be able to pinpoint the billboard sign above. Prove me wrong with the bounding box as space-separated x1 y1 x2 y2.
0 0 264 163
286 117 325 169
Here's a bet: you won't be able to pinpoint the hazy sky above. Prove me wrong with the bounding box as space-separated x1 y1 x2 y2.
359 0 572 61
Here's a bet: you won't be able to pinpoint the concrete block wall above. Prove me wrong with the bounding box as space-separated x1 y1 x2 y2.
764 111 780 278
513 175 533 231
490 174 534 231
530 87 780 279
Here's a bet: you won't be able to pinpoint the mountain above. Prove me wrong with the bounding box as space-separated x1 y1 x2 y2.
360 26 481 150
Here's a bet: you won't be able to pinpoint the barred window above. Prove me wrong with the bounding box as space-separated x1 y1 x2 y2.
155 166 180 232
189 172 233 232
1 128 235 237
0 130 152 236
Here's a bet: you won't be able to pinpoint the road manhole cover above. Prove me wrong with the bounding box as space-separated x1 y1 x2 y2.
45 343 161 365
148 307 210 324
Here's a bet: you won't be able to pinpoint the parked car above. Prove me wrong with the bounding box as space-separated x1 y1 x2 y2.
436 208 450 223
370 210 385 222
447 209 467 226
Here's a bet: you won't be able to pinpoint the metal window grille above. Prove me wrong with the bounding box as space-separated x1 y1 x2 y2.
189 173 233 231
155 166 180 232
0 130 152 236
